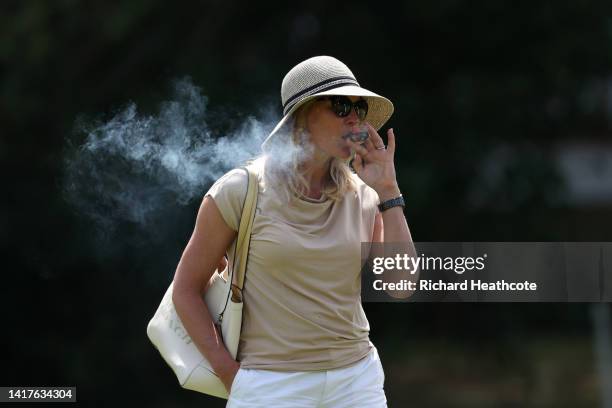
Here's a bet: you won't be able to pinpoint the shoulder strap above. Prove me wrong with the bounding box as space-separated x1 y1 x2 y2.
230 165 258 302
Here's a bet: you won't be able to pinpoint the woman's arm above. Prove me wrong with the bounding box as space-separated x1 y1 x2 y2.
351 126 418 298
372 191 419 299
172 195 239 393
377 187 413 244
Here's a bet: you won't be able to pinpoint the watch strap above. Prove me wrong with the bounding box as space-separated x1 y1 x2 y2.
378 195 405 212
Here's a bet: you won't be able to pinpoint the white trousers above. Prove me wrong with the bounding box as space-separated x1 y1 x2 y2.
226 346 387 408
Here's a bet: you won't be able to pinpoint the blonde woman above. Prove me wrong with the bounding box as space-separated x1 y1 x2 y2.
172 56 414 407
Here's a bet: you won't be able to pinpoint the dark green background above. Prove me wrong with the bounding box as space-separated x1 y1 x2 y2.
2 1 612 406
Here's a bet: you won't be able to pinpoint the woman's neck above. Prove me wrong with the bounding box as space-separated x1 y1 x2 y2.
299 155 332 198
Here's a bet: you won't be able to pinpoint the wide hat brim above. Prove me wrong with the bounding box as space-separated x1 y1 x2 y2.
261 84 394 151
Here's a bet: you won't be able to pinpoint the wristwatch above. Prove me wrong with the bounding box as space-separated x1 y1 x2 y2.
378 195 405 212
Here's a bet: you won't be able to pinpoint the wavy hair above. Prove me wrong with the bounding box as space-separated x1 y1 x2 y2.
254 99 356 204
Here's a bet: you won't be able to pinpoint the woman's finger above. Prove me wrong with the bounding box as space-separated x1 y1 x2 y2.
362 137 376 152
352 152 364 173
365 122 385 148
387 128 396 156
348 139 369 158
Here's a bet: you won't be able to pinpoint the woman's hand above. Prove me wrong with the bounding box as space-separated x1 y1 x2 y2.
348 122 401 201
219 361 241 393
217 255 228 273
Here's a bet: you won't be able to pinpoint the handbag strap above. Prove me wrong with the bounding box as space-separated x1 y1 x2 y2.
229 165 258 303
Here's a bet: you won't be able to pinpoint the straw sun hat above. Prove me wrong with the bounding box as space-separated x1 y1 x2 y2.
261 56 394 150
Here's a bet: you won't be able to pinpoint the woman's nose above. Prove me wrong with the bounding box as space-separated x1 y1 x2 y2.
344 107 360 124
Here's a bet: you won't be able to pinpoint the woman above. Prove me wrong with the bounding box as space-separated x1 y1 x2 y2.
172 56 414 407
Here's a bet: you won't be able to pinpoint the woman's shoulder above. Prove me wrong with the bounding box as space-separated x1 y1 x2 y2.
204 167 251 231
208 167 251 198
216 167 249 187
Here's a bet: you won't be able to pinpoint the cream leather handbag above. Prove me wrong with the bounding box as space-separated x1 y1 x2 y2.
147 166 258 399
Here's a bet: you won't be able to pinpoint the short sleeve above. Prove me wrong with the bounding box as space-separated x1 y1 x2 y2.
350 172 380 209
205 168 248 231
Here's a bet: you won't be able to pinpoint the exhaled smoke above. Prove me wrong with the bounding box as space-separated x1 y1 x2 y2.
62 77 305 232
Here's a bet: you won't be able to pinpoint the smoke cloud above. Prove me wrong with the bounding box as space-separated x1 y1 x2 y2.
62 77 298 233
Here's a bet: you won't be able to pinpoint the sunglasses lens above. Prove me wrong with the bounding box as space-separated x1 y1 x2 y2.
331 96 351 117
328 96 368 120
355 100 368 121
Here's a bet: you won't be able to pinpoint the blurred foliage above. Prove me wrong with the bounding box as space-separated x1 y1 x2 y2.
2 0 612 406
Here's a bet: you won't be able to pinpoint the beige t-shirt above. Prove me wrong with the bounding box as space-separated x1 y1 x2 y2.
205 166 380 371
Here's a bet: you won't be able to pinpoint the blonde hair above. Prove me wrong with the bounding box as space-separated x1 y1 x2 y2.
255 98 356 204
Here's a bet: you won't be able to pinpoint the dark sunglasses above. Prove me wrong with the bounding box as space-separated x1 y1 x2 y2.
318 96 368 121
